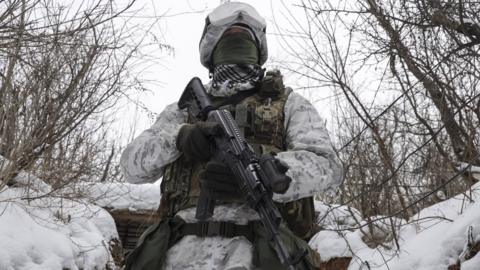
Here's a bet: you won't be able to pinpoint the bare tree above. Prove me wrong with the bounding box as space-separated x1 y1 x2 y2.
0 0 154 191
274 0 480 248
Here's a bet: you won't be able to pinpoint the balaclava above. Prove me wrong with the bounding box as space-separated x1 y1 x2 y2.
210 25 264 96
212 26 258 65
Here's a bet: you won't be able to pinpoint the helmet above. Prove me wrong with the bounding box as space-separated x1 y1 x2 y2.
199 2 268 70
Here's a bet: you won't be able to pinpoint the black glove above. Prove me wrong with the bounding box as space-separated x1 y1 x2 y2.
199 160 242 201
176 122 223 162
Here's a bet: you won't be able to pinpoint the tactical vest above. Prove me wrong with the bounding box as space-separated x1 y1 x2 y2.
159 70 318 240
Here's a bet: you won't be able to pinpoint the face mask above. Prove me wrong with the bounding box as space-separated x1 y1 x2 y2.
212 31 259 66
208 64 263 97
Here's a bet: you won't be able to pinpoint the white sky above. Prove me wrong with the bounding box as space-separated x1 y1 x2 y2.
112 0 333 139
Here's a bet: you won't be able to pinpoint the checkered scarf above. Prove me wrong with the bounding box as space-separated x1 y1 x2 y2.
208 64 263 97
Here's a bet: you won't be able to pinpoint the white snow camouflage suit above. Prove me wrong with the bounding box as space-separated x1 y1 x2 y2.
120 74 343 269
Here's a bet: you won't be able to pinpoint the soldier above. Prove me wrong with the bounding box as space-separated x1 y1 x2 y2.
120 2 343 269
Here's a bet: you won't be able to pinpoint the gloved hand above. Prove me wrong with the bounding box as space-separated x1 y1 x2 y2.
176 122 223 162
199 160 242 201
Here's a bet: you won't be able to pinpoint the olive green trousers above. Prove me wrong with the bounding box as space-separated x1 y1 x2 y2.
124 217 321 270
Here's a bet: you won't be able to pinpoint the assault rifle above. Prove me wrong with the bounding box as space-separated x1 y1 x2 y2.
178 77 306 270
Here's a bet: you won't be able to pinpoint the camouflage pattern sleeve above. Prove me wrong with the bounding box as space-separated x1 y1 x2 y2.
120 103 187 184
164 234 254 269
273 92 344 203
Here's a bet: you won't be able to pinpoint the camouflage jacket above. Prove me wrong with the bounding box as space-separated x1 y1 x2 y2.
120 81 343 269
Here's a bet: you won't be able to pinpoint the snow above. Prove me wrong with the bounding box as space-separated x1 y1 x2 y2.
0 175 163 270
462 253 480 270
0 151 163 270
412 181 480 231
0 166 127 270
308 230 367 261
309 182 480 269
314 202 363 230
3 174 480 270
384 203 479 270
0 187 118 270
80 181 161 212
0 155 51 193
457 162 480 182
2 151 480 270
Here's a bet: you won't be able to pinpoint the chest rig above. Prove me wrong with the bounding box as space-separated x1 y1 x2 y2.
160 71 318 240
159 70 290 216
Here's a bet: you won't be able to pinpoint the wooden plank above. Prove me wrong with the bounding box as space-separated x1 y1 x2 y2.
105 209 160 253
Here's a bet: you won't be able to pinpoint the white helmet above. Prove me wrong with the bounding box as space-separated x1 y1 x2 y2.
199 2 268 70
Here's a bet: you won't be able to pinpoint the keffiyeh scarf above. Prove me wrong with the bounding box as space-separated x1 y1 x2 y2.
207 64 264 97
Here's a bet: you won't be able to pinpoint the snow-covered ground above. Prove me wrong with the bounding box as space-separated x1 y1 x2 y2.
0 159 161 270
309 182 480 270
2 162 480 270
78 181 161 212
0 186 118 270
